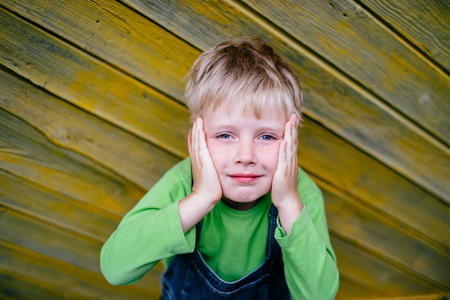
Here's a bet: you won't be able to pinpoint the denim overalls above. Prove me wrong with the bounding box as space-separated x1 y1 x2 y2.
161 205 291 299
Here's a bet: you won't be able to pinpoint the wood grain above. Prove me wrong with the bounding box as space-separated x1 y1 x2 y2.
359 0 450 71
2 0 448 202
0 68 180 191
0 7 192 158
120 0 450 203
1 0 449 297
298 118 450 250
0 0 198 100
1 170 118 241
331 237 437 295
320 183 450 287
0 108 141 218
243 0 450 143
2 52 448 252
0 241 159 299
0 270 86 300
0 208 161 292
336 275 391 299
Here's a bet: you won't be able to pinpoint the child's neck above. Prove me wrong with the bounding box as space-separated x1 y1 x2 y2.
221 197 263 211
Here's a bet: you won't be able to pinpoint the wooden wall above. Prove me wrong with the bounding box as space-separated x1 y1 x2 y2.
0 0 449 299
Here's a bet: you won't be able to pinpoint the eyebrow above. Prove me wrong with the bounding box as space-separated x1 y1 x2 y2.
211 124 284 133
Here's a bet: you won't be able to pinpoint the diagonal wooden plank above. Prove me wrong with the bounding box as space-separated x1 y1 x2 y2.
120 0 450 241
298 118 450 249
242 0 450 144
0 241 159 299
0 6 192 158
0 207 161 292
0 68 180 191
331 236 439 296
336 274 391 299
0 270 87 300
0 107 141 218
2 0 449 202
1 170 118 242
0 0 197 101
359 0 450 72
119 0 450 202
0 7 447 252
321 181 450 287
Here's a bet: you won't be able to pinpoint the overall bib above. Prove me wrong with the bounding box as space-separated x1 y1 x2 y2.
161 205 291 299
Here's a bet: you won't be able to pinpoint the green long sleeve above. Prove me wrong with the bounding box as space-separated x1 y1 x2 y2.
100 158 339 299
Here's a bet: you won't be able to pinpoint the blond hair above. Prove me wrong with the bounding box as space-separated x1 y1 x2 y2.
185 36 303 123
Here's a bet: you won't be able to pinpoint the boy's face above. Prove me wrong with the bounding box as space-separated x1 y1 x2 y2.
203 103 288 210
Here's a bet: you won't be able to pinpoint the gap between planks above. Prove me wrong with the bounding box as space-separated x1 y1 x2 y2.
352 0 450 77
225 0 450 150
1 4 448 204
0 239 159 298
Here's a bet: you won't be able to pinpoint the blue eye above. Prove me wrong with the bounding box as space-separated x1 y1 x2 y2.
260 135 275 141
218 133 232 139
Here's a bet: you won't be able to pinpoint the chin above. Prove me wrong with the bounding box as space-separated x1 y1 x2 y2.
223 186 270 204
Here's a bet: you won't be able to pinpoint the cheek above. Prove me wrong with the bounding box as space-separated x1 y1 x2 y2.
261 143 281 172
206 139 228 167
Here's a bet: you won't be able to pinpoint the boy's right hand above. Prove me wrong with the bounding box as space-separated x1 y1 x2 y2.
179 117 222 233
189 117 222 203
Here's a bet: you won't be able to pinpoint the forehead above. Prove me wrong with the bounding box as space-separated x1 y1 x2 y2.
203 102 287 131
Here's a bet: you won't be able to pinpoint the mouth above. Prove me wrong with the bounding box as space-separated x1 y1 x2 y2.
228 174 262 183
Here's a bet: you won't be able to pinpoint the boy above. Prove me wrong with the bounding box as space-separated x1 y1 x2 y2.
101 37 339 299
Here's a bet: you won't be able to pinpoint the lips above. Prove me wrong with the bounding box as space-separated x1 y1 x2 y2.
228 174 262 183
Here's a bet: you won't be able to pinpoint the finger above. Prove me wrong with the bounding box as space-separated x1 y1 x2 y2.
285 119 294 173
188 127 193 158
192 118 200 163
287 115 298 174
291 116 299 175
278 140 288 176
197 117 206 156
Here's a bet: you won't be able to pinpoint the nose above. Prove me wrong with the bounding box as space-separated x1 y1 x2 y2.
234 140 257 165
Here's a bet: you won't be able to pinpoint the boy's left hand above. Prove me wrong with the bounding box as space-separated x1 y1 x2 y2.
271 114 304 235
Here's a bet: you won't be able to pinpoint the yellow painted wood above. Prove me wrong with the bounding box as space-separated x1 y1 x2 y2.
1 170 118 241
298 118 450 250
0 0 198 101
0 270 86 300
0 241 159 299
0 68 180 191
1 11 448 290
322 183 450 287
2 42 448 256
360 0 450 71
243 0 450 143
0 7 191 159
0 2 448 251
121 0 450 202
0 108 141 218
330 236 437 295
336 275 391 299
3 0 449 201
0 208 161 293
0 0 449 298
373 294 450 300
128 0 450 250
0 107 161 290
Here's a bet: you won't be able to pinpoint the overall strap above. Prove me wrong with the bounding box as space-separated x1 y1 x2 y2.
266 205 280 260
194 220 202 247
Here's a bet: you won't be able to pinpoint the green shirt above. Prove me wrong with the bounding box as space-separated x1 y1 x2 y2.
101 158 339 299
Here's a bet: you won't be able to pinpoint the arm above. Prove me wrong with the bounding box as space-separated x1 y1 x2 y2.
277 186 339 300
100 118 221 285
271 115 339 299
179 117 222 233
100 162 195 285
